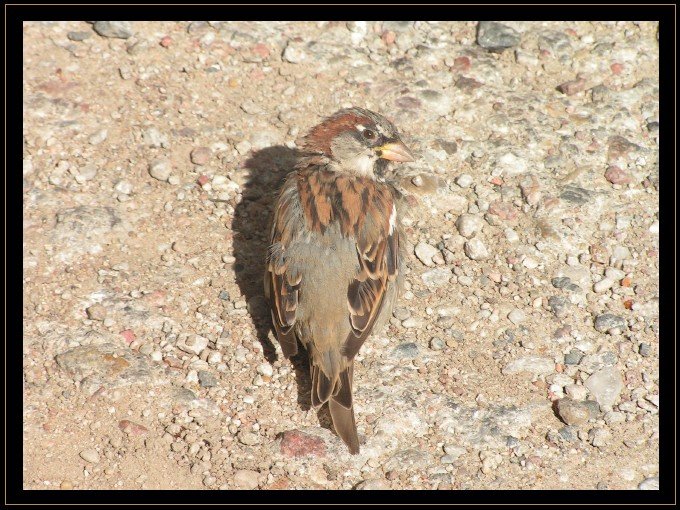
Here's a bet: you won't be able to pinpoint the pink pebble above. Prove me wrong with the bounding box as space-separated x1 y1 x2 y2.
120 329 135 344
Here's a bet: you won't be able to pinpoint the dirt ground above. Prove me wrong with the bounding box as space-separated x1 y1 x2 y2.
22 21 659 490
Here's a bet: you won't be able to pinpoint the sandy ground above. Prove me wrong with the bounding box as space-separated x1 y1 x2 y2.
22 21 659 490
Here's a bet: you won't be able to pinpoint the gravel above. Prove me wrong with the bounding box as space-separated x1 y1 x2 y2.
463 238 489 260
476 21 521 50
92 21 134 39
148 159 171 182
555 398 591 426
585 367 624 409
21 20 659 492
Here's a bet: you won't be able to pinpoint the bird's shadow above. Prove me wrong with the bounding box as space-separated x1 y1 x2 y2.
232 145 331 423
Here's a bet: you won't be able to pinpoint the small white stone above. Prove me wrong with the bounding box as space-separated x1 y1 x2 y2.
564 384 588 400
79 449 100 464
503 356 554 376
456 174 473 188
177 335 209 356
235 140 252 155
508 309 525 325
593 277 616 293
256 363 273 377
114 180 133 195
605 267 626 280
464 238 489 260
150 350 163 362
207 351 222 364
88 129 108 146
504 228 519 243
648 220 659 235
455 214 483 238
149 159 171 181
414 242 440 267
522 257 539 269
186 370 199 384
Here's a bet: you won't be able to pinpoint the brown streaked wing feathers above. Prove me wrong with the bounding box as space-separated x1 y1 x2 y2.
266 173 301 358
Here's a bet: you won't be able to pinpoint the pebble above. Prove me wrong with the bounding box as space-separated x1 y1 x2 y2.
391 342 419 359
649 220 659 235
430 337 445 350
92 21 133 39
594 314 627 333
235 140 251 155
638 343 652 357
557 78 587 96
564 384 588 400
67 31 92 42
502 356 554 376
233 469 259 489
198 370 217 388
464 238 489 260
280 430 326 458
177 334 209 356
585 367 623 408
190 147 211 166
589 427 611 448
414 242 440 267
504 228 519 243
507 309 525 325
88 129 108 146
282 41 307 63
455 214 483 238
86 304 107 321
638 477 659 490
555 398 591 426
114 180 133 195
604 165 632 185
142 128 169 148
60 480 74 490
421 268 452 287
548 296 569 318
256 363 273 377
477 21 520 50
456 174 473 188
593 277 616 293
237 431 260 446
443 445 466 460
148 159 171 182
118 420 148 436
564 349 584 365
79 448 100 464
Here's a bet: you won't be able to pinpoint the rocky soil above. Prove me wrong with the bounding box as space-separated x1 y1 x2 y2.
23 21 659 490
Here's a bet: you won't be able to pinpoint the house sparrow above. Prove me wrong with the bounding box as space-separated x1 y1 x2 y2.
264 107 414 454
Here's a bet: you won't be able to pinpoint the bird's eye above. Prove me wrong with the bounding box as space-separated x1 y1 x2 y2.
362 129 376 140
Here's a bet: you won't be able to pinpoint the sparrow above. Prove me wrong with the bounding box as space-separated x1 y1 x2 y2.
264 107 414 454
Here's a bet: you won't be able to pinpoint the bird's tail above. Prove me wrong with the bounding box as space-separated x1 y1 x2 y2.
311 360 359 454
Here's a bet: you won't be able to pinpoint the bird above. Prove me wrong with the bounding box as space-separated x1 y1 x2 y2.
264 107 414 454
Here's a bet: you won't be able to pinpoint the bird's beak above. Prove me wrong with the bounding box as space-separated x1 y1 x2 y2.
378 140 415 162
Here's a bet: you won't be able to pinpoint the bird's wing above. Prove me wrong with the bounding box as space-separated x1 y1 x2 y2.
265 173 302 358
342 197 399 360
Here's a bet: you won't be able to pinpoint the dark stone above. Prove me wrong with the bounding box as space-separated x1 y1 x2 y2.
198 370 217 388
476 21 520 50
67 31 92 41
560 185 594 205
551 277 571 289
391 342 419 359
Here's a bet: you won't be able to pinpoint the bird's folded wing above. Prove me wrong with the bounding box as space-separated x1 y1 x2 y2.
265 174 302 358
342 219 399 360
